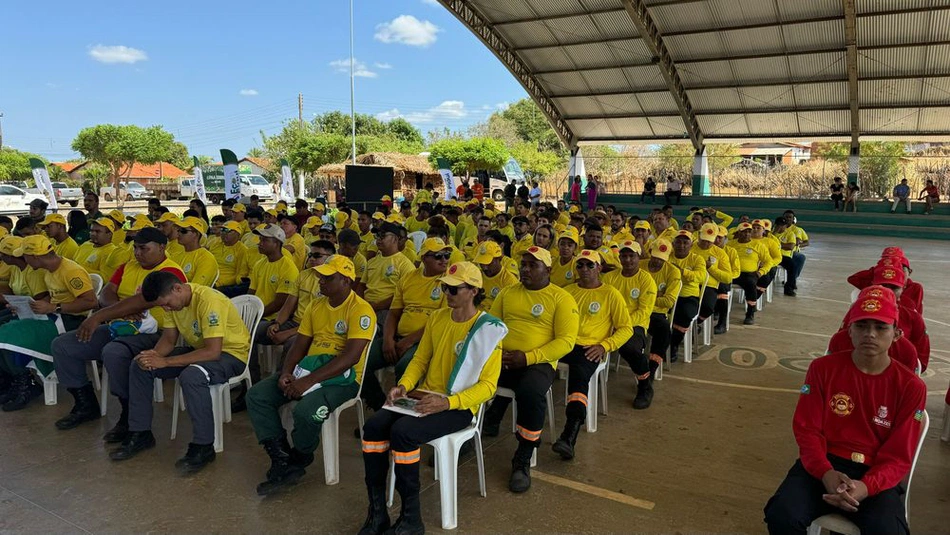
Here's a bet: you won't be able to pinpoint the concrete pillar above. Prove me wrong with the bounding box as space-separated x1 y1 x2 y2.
691 146 710 196
847 144 860 186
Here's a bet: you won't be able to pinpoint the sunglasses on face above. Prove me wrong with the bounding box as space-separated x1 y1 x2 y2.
441 284 471 295
576 261 596 270
308 252 329 259
428 252 451 261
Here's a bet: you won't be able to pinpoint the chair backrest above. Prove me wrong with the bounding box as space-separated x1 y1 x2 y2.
89 273 104 298
407 231 426 252
230 295 265 353
210 271 220 288
353 328 378 401
903 409 930 522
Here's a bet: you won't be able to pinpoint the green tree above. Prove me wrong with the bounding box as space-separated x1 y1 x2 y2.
71 124 178 205
246 147 266 158
509 142 562 178
385 117 424 145
813 142 906 196
427 137 508 175
0 147 47 182
168 141 192 171
262 122 351 175
656 143 741 179
500 98 563 153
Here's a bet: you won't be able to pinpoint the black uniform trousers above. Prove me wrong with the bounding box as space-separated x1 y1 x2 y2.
488 363 557 446
559 345 602 421
647 312 671 360
618 327 649 379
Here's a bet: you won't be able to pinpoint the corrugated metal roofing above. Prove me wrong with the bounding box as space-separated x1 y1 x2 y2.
439 0 950 143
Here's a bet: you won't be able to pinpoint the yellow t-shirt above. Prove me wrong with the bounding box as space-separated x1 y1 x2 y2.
392 267 446 337
565 283 633 352
479 268 519 312
161 284 251 363
249 255 299 320
776 229 797 258
53 236 80 261
550 257 576 288
361 251 416 305
0 262 10 288
349 252 368 282
357 231 375 257
114 257 185 325
297 291 376 384
489 283 579 368
401 242 418 264
177 248 219 287
284 232 307 270
726 240 769 275
74 242 123 281
667 253 707 298
406 216 429 234
242 233 265 277
210 241 249 286
691 243 733 286
291 268 321 324
10 265 48 298
725 245 741 280
641 260 682 314
45 258 94 305
111 228 127 247
398 309 502 413
496 224 515 242
166 240 186 265
603 269 657 330
753 236 782 271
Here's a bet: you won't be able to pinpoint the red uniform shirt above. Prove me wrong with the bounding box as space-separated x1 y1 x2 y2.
842 304 929 372
827 329 918 372
847 268 924 313
793 351 926 496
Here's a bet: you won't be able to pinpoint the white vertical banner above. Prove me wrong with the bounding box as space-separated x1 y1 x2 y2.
28 158 57 212
279 158 295 202
192 156 208 203
220 149 242 201
436 158 455 201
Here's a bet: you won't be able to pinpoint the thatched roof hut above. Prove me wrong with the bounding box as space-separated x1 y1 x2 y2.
317 152 439 192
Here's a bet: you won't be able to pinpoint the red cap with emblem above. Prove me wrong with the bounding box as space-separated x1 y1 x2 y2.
847 285 899 325
871 260 907 287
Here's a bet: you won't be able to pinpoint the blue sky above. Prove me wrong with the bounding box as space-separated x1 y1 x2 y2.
1 0 528 162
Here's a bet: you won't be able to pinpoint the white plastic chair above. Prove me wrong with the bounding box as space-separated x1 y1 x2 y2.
683 277 710 364
557 359 608 432
386 403 487 530
493 386 555 468
277 330 376 485
850 288 860 303
807 410 930 535
89 274 104 298
170 295 264 453
776 265 787 285
942 401 949 443
407 231 426 253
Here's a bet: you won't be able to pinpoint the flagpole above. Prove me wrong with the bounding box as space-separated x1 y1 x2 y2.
349 0 357 164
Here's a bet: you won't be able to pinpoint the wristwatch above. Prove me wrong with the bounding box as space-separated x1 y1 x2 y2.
55 304 62 314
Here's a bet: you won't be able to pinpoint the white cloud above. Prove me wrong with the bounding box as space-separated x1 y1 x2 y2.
45 82 57 88
239 89 259 96
88 44 148 64
329 58 378 78
374 15 441 47
496 101 511 110
376 100 468 124
374 62 393 69
421 0 440 5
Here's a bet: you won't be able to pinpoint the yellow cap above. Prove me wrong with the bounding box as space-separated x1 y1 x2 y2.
386 213 404 224
381 195 392 202
372 212 386 220
221 221 243 233
17 234 54 256
674 230 693 240
717 225 728 237
156 212 180 224
577 249 601 264
37 213 67 227
699 223 718 242
315 254 356 281
0 227 7 238
568 205 580 214
634 220 652 231
557 229 579 245
265 208 279 218
304 216 322 230
762 220 773 231
523 245 552 267
0 236 24 257
651 238 672 262
314 202 326 211
440 262 483 288
737 222 753 231
108 209 125 222
484 198 495 206
232 203 246 213
93 217 117 232
472 241 503 265
129 218 154 231
176 216 208 234
419 238 451 256
618 240 642 254
334 212 349 226
751 219 765 228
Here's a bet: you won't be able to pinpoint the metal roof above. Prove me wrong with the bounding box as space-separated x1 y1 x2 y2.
436 0 950 149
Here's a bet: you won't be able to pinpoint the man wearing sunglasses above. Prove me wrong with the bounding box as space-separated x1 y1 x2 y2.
211 221 251 297
173 217 219 287
485 246 579 494
555 249 632 460
474 240 519 312
510 216 534 264
381 238 451 380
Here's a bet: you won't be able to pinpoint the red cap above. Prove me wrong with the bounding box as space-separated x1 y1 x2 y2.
848 285 899 325
881 246 904 257
880 248 910 269
871 260 907 287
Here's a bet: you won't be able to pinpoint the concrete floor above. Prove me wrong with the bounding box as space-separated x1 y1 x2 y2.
1 233 948 534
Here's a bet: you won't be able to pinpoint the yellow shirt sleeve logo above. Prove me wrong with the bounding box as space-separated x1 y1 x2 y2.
69 277 85 290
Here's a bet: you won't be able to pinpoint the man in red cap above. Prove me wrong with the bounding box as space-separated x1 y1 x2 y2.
842 264 930 372
847 248 924 313
764 286 927 535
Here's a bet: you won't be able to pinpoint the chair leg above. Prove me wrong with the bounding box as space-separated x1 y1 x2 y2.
600 367 608 416
322 412 341 485
510 399 518 434
474 434 486 498
357 401 366 439
100 366 109 417
530 447 537 468
726 292 733 332
386 456 396 507
806 522 822 535
90 361 101 391
684 323 693 364
941 404 950 442
171 380 181 440
435 439 459 530
211 385 224 453
153 378 164 403
766 282 773 303
546 388 556 441
703 316 712 346
586 375 597 433
42 374 58 406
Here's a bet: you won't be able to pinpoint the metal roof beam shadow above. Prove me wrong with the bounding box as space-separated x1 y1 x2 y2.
843 0 860 147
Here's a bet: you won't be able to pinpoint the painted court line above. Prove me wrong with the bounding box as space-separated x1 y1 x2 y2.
750 325 831 339
532 470 655 511
664 374 801 394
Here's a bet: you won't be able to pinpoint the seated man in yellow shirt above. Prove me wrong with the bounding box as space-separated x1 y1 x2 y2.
111 272 250 472
359 262 506 535
174 217 219 287
726 222 769 325
248 255 375 495
691 223 733 334
473 241 519 312
485 246 579 494
642 239 682 368
667 231 708 362
211 221 251 297
556 249 632 459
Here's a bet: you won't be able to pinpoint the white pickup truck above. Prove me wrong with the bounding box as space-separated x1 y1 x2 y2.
100 181 150 202
26 181 84 207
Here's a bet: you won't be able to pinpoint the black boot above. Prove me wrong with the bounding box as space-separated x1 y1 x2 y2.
288 447 314 469
358 485 391 535
633 375 655 410
743 305 756 325
386 479 424 535
109 430 156 461
0 370 13 403
551 417 583 460
55 384 101 430
508 440 534 493
1 374 42 412
256 437 306 496
231 384 247 414
481 398 510 438
175 443 216 473
103 398 130 443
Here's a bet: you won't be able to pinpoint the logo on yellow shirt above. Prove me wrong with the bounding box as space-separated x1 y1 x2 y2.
359 315 371 330
490 287 500 298
334 320 347 334
69 277 85 290
385 265 395 277
184 263 193 274
630 288 640 299
745 248 753 254
208 312 219 327
565 271 573 280
225 254 234 263
269 274 278 284
454 341 464 355
531 304 544 317
87 253 98 263
658 282 667 292
830 392 854 416
588 302 601 315
191 320 201 338
429 287 442 300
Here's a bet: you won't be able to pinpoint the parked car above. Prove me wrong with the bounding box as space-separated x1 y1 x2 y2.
100 181 150 202
0 184 49 215
201 173 274 203
49 182 83 207
149 178 194 201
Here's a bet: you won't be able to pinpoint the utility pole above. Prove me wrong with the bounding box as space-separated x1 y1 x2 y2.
297 93 305 200
350 0 357 164
298 93 303 124
0 112 4 150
